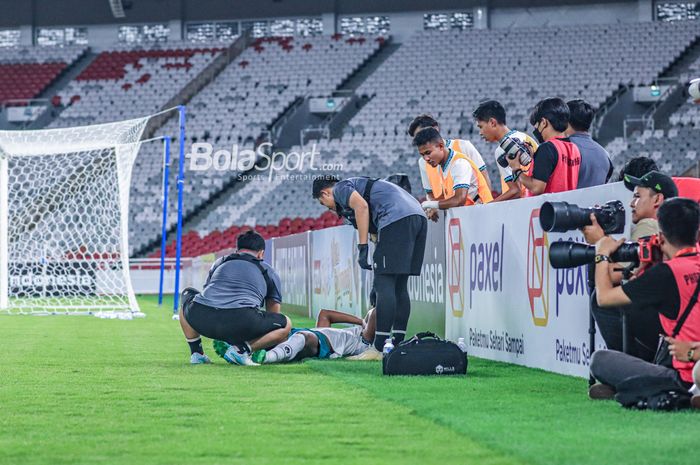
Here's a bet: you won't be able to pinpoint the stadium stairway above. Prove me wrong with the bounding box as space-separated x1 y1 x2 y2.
594 32 700 146
27 50 97 129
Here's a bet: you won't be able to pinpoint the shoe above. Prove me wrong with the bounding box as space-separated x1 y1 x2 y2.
190 352 212 365
691 395 700 410
212 340 230 359
347 346 383 361
213 339 259 366
252 349 267 364
693 360 700 387
588 383 616 400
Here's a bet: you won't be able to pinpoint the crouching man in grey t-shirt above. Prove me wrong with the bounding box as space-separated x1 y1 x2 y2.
178 230 291 366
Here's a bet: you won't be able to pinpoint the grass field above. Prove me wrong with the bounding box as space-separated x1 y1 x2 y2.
1 295 697 465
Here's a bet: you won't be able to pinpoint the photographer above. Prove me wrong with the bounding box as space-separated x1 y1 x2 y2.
582 171 678 359
589 198 700 399
507 98 580 196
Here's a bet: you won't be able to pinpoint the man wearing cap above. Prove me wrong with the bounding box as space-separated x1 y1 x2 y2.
581 170 678 361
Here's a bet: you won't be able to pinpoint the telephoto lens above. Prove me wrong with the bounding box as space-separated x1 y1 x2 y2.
539 200 625 234
497 135 533 168
549 240 640 269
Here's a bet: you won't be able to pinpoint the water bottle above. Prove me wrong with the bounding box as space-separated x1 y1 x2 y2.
382 338 394 355
457 337 468 353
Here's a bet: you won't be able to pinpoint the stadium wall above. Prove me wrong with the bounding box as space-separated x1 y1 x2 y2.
132 183 633 378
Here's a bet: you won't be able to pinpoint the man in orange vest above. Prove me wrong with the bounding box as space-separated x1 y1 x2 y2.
590 198 700 403
506 97 580 195
407 114 493 192
413 127 493 220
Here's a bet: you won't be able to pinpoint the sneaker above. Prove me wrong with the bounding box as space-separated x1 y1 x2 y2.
694 360 700 387
212 339 259 366
212 340 230 358
347 346 383 361
252 349 267 364
691 395 700 410
190 352 212 364
588 383 616 400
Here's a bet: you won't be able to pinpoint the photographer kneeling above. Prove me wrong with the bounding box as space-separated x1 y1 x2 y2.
589 197 700 400
582 171 677 360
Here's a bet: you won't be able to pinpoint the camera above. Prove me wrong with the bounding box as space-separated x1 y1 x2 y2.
539 200 625 234
496 135 533 168
549 235 662 269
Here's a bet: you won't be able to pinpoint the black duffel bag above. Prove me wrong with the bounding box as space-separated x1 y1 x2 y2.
382 332 467 376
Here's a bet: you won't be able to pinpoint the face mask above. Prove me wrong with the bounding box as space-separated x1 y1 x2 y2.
532 123 544 144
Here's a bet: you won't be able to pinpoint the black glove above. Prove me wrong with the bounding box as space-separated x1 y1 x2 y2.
358 244 372 270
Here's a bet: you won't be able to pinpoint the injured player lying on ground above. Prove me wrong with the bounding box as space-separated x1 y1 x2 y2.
213 308 376 364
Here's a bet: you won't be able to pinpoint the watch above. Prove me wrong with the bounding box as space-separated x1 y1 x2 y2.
594 254 610 264
688 348 695 362
513 169 523 181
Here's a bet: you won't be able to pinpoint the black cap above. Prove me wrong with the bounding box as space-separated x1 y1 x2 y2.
624 171 678 198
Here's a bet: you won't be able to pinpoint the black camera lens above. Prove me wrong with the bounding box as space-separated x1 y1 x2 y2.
539 200 625 234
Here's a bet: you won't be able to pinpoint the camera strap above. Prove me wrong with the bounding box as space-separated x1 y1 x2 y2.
671 276 700 337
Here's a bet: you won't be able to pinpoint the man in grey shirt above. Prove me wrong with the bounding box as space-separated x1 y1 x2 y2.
178 230 291 366
566 99 613 188
312 175 427 360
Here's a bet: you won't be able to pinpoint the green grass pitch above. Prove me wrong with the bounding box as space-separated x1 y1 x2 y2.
1 295 697 465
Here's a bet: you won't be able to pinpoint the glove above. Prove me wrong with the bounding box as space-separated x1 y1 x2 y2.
357 244 372 270
421 200 439 210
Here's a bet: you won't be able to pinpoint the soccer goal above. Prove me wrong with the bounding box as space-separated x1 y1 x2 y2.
0 117 151 315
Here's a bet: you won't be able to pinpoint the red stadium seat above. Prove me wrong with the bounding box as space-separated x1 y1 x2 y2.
673 177 700 203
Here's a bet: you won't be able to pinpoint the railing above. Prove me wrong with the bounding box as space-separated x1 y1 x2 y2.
300 90 356 147
622 77 680 141
590 84 630 139
269 93 309 144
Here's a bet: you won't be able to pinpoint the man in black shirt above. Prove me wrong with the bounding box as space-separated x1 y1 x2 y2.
589 198 700 400
507 98 580 195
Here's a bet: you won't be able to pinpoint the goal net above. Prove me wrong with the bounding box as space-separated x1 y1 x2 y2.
0 117 149 315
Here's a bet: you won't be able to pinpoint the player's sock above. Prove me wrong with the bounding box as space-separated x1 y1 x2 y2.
374 331 391 351
391 275 411 346
186 337 204 355
264 333 305 363
374 274 398 351
392 330 406 345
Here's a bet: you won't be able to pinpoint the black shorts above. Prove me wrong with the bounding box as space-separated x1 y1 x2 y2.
374 214 428 275
182 290 287 345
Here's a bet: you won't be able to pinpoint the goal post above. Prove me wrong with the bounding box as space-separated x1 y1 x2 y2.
0 117 151 315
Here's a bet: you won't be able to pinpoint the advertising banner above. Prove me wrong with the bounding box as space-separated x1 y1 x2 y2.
273 232 311 316
310 225 364 319
445 183 632 378
10 261 96 296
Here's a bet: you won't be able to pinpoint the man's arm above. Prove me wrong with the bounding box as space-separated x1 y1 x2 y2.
513 171 547 195
348 190 370 245
508 143 555 196
265 300 281 313
493 180 521 202
438 188 469 209
316 309 364 328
